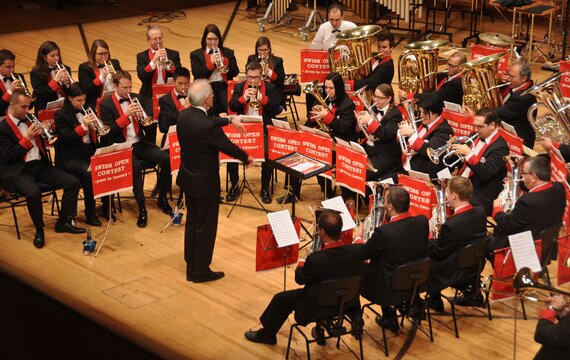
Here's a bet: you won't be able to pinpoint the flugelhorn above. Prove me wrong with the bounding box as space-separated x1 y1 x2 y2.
426 133 478 168
303 80 331 133
156 44 174 71
26 113 57 144
213 47 228 74
82 105 110 136
55 62 75 88
127 93 153 126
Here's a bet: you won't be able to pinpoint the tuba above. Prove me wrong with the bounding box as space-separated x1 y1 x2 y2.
26 113 57 144
398 40 449 94
461 52 506 112
429 179 447 239
498 155 524 213
523 72 570 144
303 80 331 133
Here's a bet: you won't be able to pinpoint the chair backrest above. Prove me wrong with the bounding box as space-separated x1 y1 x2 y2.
539 223 561 243
457 237 491 270
539 222 562 265
314 276 360 308
392 257 431 291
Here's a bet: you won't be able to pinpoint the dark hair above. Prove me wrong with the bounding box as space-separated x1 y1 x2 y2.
173 67 190 80
526 156 551 182
65 82 86 99
245 60 262 73
375 31 395 48
34 41 62 82
328 3 344 16
112 70 131 85
201 24 224 50
0 49 15 65
325 72 347 102
484 111 502 127
418 93 443 116
386 186 410 213
317 211 343 241
376 84 394 104
516 62 532 80
88 39 111 68
10 89 28 104
448 176 473 201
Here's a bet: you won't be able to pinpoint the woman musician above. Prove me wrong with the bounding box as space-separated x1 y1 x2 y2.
246 36 285 109
78 39 122 111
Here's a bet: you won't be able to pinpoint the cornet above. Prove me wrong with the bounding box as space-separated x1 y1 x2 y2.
55 62 75 88
212 47 228 74
397 98 421 154
10 73 33 99
127 93 153 126
351 86 377 146
258 55 269 80
156 44 174 71
498 155 524 212
103 60 116 81
248 81 261 110
82 106 110 136
426 133 478 168
26 113 57 144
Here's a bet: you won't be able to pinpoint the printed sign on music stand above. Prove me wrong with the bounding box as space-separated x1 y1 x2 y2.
220 122 265 162
91 148 133 199
300 49 329 83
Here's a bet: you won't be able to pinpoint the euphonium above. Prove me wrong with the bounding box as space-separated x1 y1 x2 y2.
156 44 174 71
362 182 389 241
82 105 110 136
498 155 524 213
429 179 448 239
248 81 261 110
127 93 153 126
213 47 229 74
26 113 57 144
427 133 478 167
461 52 506 111
398 39 449 94
55 62 75 88
303 80 331 133
351 86 378 146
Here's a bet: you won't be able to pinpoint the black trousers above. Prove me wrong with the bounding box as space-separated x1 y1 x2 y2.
227 162 272 191
15 160 80 229
260 288 305 335
133 142 172 199
184 195 220 276
211 81 228 117
61 160 96 217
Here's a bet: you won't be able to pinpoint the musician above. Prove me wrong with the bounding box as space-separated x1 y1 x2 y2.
244 210 363 344
54 83 101 227
451 108 508 215
309 3 356 50
177 79 252 283
30 41 72 115
246 36 286 108
399 93 454 178
228 61 281 203
490 156 566 252
0 49 27 115
494 62 536 148
346 31 395 92
534 294 570 360
426 176 488 313
78 39 122 111
190 23 239 116
360 186 429 333
358 84 402 181
0 91 85 248
158 67 191 147
99 70 172 227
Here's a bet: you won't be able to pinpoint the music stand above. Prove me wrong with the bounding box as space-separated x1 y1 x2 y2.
227 163 268 217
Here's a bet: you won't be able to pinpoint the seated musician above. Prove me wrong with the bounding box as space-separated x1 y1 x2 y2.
246 36 286 109
99 70 172 227
244 210 363 345
451 108 508 215
54 83 101 227
359 186 429 333
426 176 488 312
346 31 395 92
78 39 123 111
158 67 191 147
228 60 280 204
398 93 454 178
0 91 85 248
533 294 570 360
0 49 28 115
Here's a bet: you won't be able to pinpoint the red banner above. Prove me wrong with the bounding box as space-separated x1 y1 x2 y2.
297 130 334 179
549 149 570 234
498 128 524 155
558 236 570 286
266 126 300 160
397 174 436 219
220 122 265 162
256 217 300 272
168 132 180 174
91 148 133 199
470 44 509 77
442 109 475 137
561 61 570 99
152 84 174 120
300 49 330 83
335 144 367 196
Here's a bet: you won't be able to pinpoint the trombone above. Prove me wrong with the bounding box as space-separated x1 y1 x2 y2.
513 267 570 302
55 62 75 87
156 44 174 71
82 105 110 136
127 93 153 126
26 113 57 144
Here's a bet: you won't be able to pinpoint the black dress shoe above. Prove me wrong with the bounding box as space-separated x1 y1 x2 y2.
225 186 240 202
277 193 295 204
260 188 272 204
85 213 102 227
311 325 326 346
427 297 444 313
244 328 277 345
157 196 172 215
137 207 148 228
33 229 45 249
455 291 485 308
192 270 225 283
55 217 86 234
375 315 399 333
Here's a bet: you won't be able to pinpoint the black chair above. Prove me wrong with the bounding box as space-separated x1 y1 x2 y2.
285 275 363 360
362 257 433 357
140 159 159 198
539 223 562 286
441 237 491 338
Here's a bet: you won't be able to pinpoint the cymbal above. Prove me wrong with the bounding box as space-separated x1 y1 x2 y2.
478 32 513 46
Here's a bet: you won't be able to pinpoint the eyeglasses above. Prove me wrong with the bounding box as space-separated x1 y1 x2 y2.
372 95 388 100
206 37 219 41
475 124 488 129
521 171 534 176
96 51 109 56
247 75 261 80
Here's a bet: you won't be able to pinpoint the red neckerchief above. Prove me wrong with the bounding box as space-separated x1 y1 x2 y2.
529 182 553 193
388 212 412 223
322 241 347 250
92 65 105 97
417 116 445 140
458 130 500 175
204 49 228 82
170 90 183 111
112 93 139 139
0 78 7 94
5 114 46 159
240 80 266 115
502 80 533 99
148 49 166 85
449 204 473 218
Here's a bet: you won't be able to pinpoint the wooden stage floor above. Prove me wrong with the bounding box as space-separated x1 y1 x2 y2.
0 2 567 359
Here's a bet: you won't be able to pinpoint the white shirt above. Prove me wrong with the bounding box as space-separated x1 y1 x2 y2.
117 93 138 141
403 116 442 171
174 90 186 106
10 115 41 162
75 112 91 144
309 20 357 50
461 129 499 178
206 46 223 83
150 49 165 85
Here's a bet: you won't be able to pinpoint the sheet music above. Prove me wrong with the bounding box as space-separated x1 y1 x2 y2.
46 98 64 109
271 119 291 129
443 101 462 112
299 125 331 138
335 137 350 148
502 122 517 136
239 115 263 123
508 230 542 273
267 210 300 248
94 140 135 156
408 169 431 181
321 196 356 232
436 167 452 180
349 141 367 155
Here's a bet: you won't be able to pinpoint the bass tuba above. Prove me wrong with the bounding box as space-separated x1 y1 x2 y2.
461 52 506 112
398 39 449 94
523 72 570 144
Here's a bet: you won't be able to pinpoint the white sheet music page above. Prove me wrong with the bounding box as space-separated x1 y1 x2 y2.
267 210 300 248
321 196 356 232
508 230 542 273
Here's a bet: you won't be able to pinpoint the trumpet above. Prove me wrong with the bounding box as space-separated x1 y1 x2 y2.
212 47 228 74
55 62 75 88
156 44 174 71
248 81 261 110
487 82 511 91
10 73 33 99
426 133 478 168
82 105 110 136
303 80 331 133
127 93 153 126
26 113 57 144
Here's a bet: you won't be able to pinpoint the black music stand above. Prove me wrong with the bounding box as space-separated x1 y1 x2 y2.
227 163 268 217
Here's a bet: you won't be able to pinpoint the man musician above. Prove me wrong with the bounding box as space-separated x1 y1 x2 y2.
0 49 28 115
534 294 570 360
158 67 191 147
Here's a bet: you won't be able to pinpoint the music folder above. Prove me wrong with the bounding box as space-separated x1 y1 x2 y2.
267 152 331 180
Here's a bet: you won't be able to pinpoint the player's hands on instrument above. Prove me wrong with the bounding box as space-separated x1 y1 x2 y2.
54 69 67 84
357 110 372 125
244 87 257 101
10 79 24 92
451 143 471 157
310 105 327 121
398 121 414 137
152 48 167 63
26 122 41 140
126 102 139 117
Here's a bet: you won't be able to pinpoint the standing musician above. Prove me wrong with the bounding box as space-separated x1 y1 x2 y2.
358 83 402 181
246 36 286 108
30 41 73 116
426 176 488 312
158 67 191 147
494 62 536 148
399 93 454 178
228 61 281 204
0 91 85 249
490 156 566 252
54 83 101 227
0 49 27 115
190 23 239 116
451 108 508 215
309 3 356 50
346 31 395 92
78 39 122 111
533 294 570 360
99 70 172 227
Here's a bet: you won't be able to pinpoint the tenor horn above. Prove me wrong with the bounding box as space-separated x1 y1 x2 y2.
303 80 331 133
